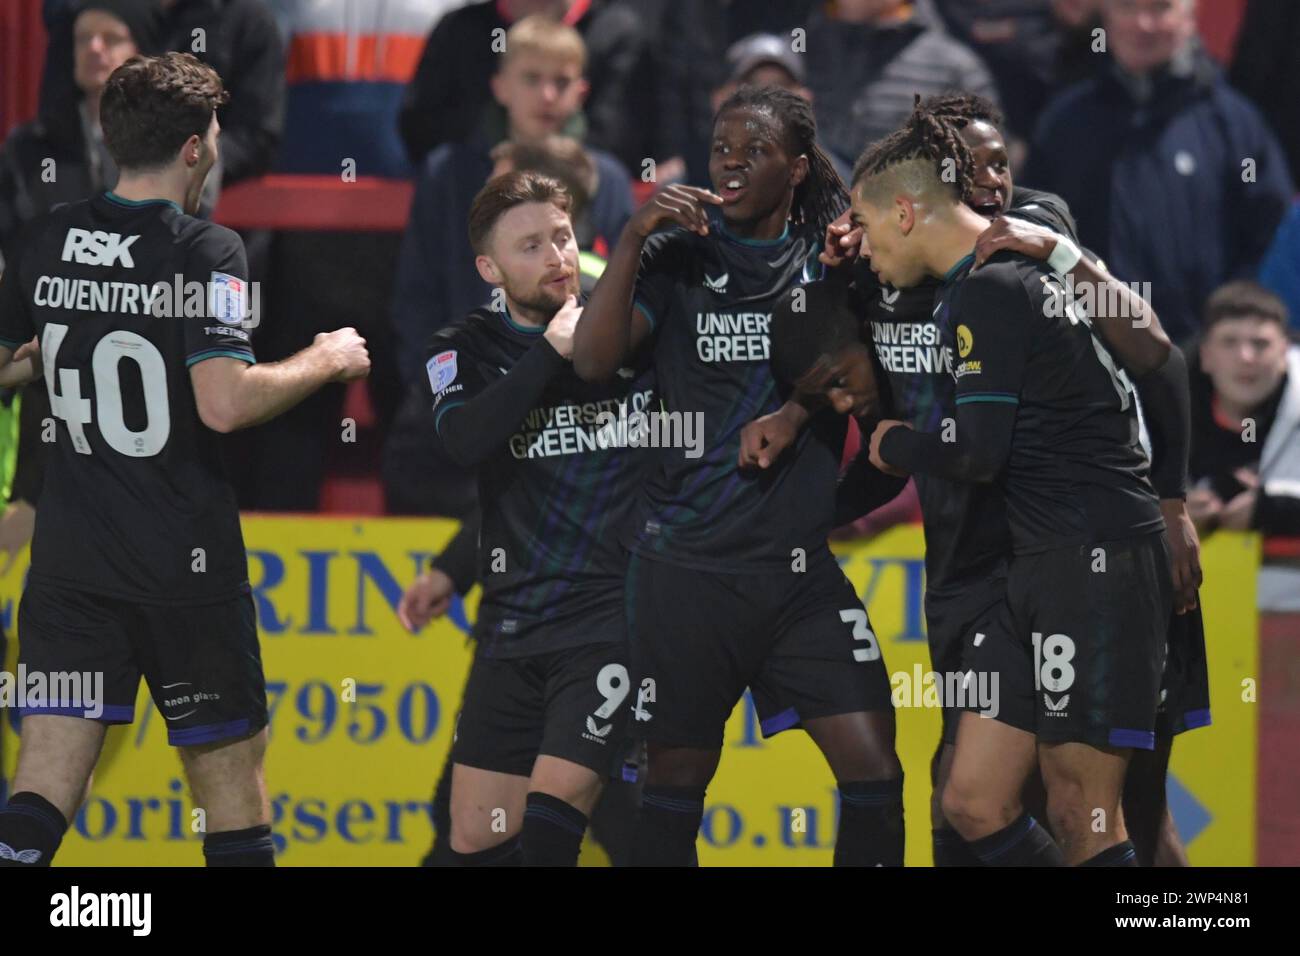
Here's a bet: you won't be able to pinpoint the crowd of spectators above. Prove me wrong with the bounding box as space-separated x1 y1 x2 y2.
0 0 1297 602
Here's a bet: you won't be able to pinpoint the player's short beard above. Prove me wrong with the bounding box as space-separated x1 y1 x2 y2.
503 271 579 320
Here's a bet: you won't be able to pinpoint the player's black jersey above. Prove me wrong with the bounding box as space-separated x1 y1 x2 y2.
427 305 655 657
0 192 255 605
852 187 1080 592
938 251 1164 554
629 222 845 572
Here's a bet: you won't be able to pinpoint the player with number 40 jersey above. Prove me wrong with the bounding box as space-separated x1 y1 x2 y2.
0 54 369 870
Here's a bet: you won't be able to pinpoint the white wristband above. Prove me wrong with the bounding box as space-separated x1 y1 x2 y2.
1047 235 1082 275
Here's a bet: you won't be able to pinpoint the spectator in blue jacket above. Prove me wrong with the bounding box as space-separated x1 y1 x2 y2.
1024 0 1294 344
1259 199 1300 333
389 14 631 390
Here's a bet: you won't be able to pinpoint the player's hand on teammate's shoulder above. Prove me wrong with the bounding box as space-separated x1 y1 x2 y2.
629 184 722 239
868 419 911 477
314 327 371 382
819 208 863 268
973 215 1058 268
397 567 456 633
1159 498 1203 614
738 410 797 470
544 295 582 359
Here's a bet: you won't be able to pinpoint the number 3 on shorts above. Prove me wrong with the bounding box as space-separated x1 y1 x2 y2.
839 609 881 662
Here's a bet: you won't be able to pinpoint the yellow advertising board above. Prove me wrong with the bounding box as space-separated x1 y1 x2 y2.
0 518 1257 865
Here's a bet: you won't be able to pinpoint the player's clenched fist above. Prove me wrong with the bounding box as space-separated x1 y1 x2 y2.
397 567 455 633
315 327 371 381
629 184 723 238
738 409 798 470
545 295 582 359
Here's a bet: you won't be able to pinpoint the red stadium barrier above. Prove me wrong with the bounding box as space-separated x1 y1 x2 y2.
213 175 414 232
1258 611 1300 865
0 0 46 140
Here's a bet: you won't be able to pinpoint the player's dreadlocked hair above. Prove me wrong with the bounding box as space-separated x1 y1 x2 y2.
714 85 849 238
916 92 1004 131
850 98 975 205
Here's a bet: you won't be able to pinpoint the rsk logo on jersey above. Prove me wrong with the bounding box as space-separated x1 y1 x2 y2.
61 228 139 268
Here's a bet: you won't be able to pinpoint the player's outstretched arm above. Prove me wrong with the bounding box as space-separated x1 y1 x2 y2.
573 184 721 382
0 338 42 388
189 327 370 433
974 216 1172 376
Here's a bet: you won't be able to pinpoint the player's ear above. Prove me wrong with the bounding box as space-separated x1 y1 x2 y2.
182 132 202 168
475 254 502 286
896 196 916 236
790 153 809 191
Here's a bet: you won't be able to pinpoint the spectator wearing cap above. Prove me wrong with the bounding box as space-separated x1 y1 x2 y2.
1188 281 1300 611
1024 0 1294 345
804 0 1000 168
388 14 631 393
657 0 817 189
690 33 851 188
398 0 656 172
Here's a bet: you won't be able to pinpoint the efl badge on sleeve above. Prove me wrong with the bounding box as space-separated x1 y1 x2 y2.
427 350 458 393
210 272 247 325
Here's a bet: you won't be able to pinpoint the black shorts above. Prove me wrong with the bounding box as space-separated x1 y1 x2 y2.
1156 602 1212 738
625 549 894 749
967 533 1172 750
925 577 1007 745
452 641 633 778
17 580 267 746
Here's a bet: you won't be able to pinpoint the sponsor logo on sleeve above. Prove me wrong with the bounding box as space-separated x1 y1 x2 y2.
209 272 247 325
427 350 458 394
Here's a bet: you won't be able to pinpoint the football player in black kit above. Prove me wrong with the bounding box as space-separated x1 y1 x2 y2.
761 95 1206 867
851 106 1174 866
574 87 904 867
0 54 370 867
416 171 653 866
